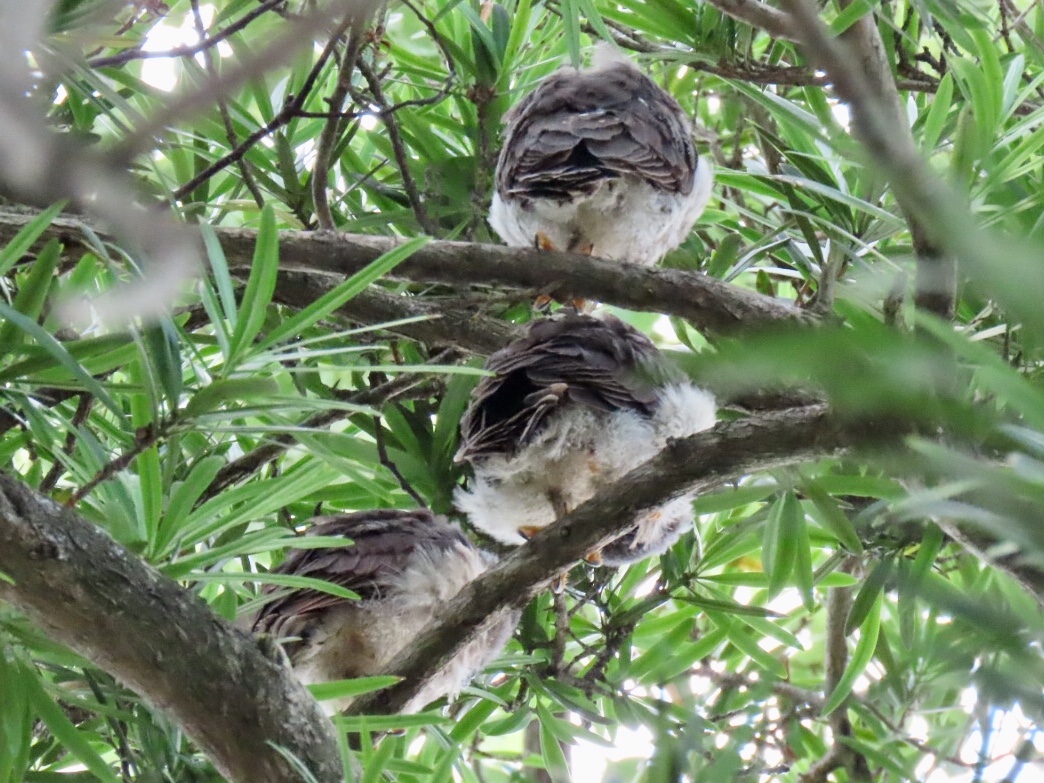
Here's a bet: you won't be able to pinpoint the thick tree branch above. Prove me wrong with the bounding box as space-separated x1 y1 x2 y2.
347 404 904 716
0 209 808 340
267 232 810 338
0 473 341 783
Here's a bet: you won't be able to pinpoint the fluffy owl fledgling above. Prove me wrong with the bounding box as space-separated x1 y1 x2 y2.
251 509 518 715
455 314 716 565
489 44 713 264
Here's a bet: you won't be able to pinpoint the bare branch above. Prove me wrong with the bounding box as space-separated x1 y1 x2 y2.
190 0 266 210
254 232 812 339
172 14 353 205
199 366 440 502
311 18 369 230
355 59 440 235
111 0 377 161
87 0 286 70
0 473 341 783
802 559 873 781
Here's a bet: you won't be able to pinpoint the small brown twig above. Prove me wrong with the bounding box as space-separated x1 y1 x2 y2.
801 557 873 782
372 412 427 508
171 13 349 203
354 59 439 235
189 0 265 209
115 2 376 163
199 366 443 504
66 419 167 507
311 12 370 229
39 393 94 493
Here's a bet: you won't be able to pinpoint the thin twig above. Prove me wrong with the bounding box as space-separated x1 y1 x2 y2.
311 13 370 229
87 0 286 69
67 419 167 507
171 16 350 203
199 367 441 503
801 557 872 782
39 393 93 493
113 1 375 162
189 0 265 209
355 58 439 235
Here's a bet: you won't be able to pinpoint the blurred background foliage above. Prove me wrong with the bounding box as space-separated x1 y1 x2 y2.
1 0 1044 781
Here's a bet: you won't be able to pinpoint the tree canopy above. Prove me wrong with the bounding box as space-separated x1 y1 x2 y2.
1 0 1043 782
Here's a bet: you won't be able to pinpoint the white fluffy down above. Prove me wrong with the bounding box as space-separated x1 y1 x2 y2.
489 158 713 265
456 382 717 554
292 541 517 715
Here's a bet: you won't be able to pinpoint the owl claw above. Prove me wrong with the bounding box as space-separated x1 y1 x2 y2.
518 525 543 541
534 231 557 252
584 549 604 566
533 293 554 312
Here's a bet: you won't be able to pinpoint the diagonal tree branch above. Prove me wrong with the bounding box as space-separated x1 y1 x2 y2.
346 404 905 716
0 473 341 783
835 0 956 319
777 0 970 320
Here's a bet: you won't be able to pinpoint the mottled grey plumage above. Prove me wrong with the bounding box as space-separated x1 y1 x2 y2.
455 314 717 565
252 509 518 714
489 45 713 263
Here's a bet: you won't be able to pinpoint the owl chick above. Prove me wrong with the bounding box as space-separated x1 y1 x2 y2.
251 509 518 714
489 44 713 264
455 314 716 565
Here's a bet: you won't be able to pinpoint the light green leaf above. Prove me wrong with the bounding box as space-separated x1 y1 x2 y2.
0 301 123 419
0 202 65 278
227 203 279 366
308 676 401 701
258 236 430 350
183 377 281 418
25 673 121 783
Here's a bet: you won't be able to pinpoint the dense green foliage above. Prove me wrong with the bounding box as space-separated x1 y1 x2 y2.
2 0 1044 781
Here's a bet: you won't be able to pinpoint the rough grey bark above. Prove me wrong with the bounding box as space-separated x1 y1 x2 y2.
0 473 342 783
779 0 961 319
0 208 809 340
836 0 956 319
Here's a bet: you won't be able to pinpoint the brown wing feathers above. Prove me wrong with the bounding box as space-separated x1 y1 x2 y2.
251 509 464 641
497 60 698 201
457 315 664 461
